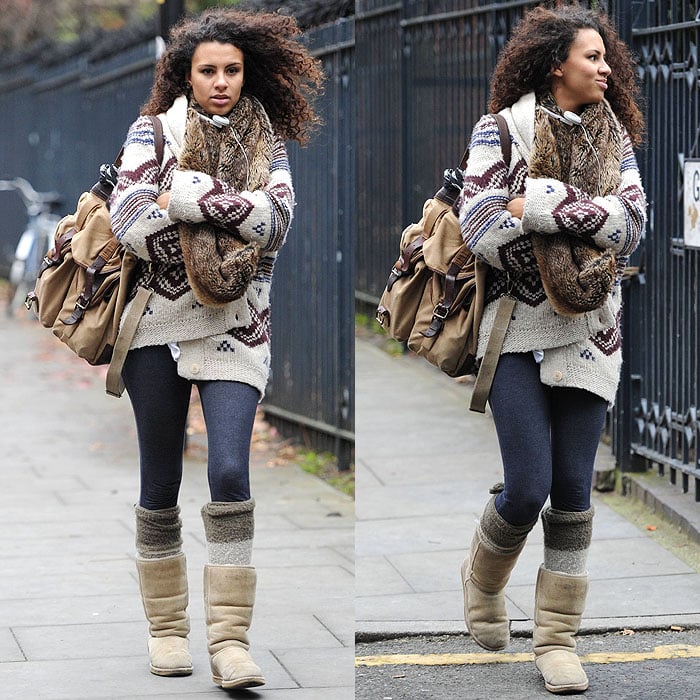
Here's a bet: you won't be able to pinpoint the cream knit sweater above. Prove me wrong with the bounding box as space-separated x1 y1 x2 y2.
458 92 647 403
110 95 295 396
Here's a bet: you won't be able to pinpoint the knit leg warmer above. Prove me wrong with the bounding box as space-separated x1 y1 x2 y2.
541 506 594 575
201 499 255 566
461 496 537 651
481 496 535 553
135 504 183 559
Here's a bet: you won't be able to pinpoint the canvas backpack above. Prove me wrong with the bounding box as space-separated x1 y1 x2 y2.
26 115 164 396
376 114 514 412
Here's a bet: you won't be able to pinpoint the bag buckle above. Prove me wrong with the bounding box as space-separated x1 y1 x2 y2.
386 267 403 291
432 302 449 321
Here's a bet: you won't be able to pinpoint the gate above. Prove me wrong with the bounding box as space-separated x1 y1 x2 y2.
355 0 700 501
624 1 700 499
0 18 355 469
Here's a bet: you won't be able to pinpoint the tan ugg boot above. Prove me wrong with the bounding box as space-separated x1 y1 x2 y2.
204 564 265 689
461 495 535 651
533 565 589 693
136 553 193 676
461 527 527 650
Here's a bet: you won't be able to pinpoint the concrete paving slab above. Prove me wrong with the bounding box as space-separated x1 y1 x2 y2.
15 613 343 662
356 514 472 557
356 479 483 520
0 534 134 558
0 559 135 599
251 545 351 569
0 649 298 699
356 589 473 625
274 646 355 689
0 314 353 698
355 555 413 597
0 518 132 541
355 337 700 640
253 528 353 551
507 572 700 622
316 609 355 647
0 594 143 628
0 628 24 663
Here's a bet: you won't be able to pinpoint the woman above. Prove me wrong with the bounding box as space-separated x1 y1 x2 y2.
110 9 322 690
458 5 646 694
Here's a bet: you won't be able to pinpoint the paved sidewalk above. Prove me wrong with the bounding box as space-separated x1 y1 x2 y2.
356 337 700 639
0 312 354 699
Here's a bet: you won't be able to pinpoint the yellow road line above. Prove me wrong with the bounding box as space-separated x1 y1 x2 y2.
355 644 700 668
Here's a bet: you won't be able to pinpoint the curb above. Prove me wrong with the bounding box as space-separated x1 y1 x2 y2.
624 472 700 545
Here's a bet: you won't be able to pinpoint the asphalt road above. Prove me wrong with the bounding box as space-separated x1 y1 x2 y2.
355 629 700 699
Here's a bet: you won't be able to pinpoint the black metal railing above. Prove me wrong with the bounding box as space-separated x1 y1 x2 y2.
356 0 542 311
355 0 699 501
625 0 700 499
265 18 356 469
0 18 355 469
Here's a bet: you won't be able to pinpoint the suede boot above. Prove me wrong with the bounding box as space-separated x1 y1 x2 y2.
204 564 265 689
533 506 595 693
460 496 535 650
136 554 193 676
533 565 589 693
134 504 192 676
201 500 265 689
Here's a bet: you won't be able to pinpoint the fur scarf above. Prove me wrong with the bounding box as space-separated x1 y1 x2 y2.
529 95 622 316
178 95 275 307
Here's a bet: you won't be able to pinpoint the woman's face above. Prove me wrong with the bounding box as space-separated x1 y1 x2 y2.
550 28 611 114
187 41 244 115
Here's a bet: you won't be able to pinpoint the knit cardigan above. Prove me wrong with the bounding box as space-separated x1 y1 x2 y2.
110 95 295 396
458 92 647 403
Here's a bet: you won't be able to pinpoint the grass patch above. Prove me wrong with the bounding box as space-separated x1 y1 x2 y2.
595 474 700 574
355 311 406 356
296 449 355 498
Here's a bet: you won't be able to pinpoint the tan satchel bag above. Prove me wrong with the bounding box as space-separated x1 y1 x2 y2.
376 114 513 411
26 116 164 395
29 197 138 366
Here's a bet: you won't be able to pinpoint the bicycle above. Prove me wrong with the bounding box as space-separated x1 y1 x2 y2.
0 178 61 315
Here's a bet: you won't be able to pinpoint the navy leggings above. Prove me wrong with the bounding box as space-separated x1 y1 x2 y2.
122 345 260 510
488 352 608 526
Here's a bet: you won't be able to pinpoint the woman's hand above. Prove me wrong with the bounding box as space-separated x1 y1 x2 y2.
156 192 170 210
506 196 525 219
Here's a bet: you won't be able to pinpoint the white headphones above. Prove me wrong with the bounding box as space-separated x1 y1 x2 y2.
197 112 230 128
539 105 582 126
538 105 601 195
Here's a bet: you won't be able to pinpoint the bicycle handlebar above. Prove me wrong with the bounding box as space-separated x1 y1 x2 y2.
0 177 61 210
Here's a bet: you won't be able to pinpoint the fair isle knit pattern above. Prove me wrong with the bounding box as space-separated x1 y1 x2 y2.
110 96 294 396
458 92 647 404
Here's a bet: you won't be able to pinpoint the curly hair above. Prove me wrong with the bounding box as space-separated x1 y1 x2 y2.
141 8 324 144
489 4 644 146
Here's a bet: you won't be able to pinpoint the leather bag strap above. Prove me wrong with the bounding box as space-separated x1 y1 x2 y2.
467 112 513 413
458 112 511 170
469 295 516 413
104 116 164 397
492 113 511 167
112 115 164 170
105 285 153 397
149 115 165 166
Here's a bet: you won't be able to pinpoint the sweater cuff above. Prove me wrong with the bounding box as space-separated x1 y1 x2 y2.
168 169 213 223
522 177 562 234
